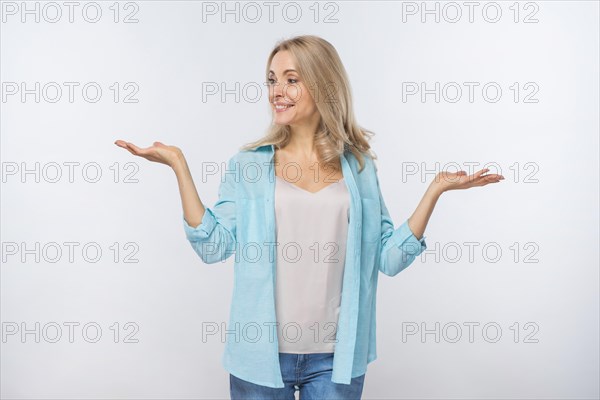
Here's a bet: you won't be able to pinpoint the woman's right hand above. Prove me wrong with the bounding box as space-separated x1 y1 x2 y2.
114 140 183 168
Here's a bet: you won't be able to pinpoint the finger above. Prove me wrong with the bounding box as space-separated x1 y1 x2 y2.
478 175 502 185
474 168 490 178
115 141 135 155
118 144 136 156
126 142 146 154
478 175 497 183
468 169 490 183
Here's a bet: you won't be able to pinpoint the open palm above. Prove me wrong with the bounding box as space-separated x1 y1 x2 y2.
114 140 182 167
434 168 504 193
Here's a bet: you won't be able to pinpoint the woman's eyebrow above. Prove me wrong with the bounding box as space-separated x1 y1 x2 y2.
268 69 298 75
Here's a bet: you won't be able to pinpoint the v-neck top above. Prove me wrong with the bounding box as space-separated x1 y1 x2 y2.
274 175 350 353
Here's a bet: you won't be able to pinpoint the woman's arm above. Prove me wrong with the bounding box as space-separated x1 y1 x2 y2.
114 140 207 227
376 166 503 277
114 140 238 264
407 185 442 241
172 153 206 228
178 154 238 264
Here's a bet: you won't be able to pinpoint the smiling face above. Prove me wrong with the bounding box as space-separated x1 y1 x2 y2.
268 50 320 127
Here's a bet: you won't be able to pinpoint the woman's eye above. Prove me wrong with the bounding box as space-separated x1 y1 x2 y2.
266 78 297 85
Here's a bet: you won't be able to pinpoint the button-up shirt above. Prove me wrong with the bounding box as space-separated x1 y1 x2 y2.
182 144 427 388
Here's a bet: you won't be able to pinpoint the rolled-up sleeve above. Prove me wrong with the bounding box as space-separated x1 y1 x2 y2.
375 167 427 277
183 154 238 264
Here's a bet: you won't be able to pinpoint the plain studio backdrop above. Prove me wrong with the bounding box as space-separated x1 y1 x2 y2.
1 1 598 399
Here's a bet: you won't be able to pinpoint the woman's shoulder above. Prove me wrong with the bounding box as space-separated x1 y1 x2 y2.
224 144 272 170
346 148 377 174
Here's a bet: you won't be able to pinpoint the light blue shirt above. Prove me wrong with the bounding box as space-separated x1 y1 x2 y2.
183 144 427 388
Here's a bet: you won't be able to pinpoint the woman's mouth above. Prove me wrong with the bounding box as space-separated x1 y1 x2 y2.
274 104 294 113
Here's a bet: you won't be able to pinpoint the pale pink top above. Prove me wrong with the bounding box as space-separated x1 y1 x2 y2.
274 175 350 353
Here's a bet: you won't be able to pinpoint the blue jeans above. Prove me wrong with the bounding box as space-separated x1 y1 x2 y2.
229 352 366 400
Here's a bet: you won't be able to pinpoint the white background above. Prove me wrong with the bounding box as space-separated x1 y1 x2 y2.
1 1 598 399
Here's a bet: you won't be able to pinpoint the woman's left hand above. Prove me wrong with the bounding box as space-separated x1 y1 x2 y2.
431 168 504 195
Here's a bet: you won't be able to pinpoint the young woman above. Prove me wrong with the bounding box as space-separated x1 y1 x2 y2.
115 35 503 400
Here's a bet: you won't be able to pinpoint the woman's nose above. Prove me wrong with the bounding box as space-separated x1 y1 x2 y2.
271 82 283 98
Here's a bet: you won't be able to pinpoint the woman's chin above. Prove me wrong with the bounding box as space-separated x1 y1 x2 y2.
273 117 294 126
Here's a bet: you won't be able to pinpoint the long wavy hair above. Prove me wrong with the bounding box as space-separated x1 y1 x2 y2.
239 35 377 173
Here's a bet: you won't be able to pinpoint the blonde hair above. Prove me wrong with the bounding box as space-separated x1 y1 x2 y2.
239 35 377 173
